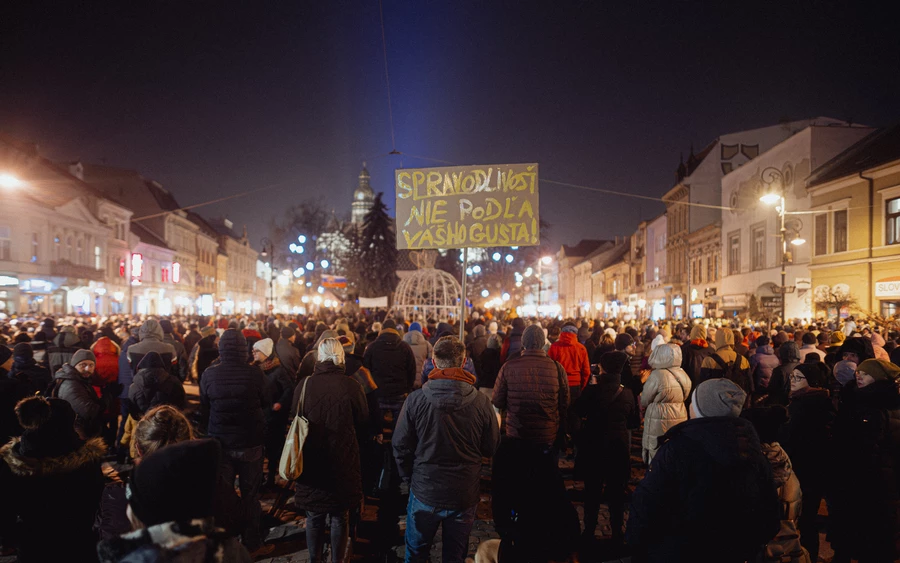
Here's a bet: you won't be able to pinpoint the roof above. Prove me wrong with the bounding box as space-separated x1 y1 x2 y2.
594 240 630 272
562 239 608 258
186 211 219 239
807 124 900 187
131 221 171 250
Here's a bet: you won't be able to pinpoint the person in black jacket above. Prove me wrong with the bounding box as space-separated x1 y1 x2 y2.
0 396 105 563
393 336 500 563
779 361 835 562
251 338 293 488
291 338 368 563
127 351 186 418
199 329 269 555
574 351 634 545
478 333 502 395
626 378 780 563
52 349 111 439
10 343 51 397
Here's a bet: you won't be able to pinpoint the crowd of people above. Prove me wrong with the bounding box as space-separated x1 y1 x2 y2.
0 310 899 562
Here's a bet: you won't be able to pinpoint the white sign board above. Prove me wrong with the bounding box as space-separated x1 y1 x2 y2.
875 277 900 298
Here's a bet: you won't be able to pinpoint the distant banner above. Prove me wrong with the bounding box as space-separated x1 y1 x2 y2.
358 296 388 308
395 163 539 250
322 275 347 288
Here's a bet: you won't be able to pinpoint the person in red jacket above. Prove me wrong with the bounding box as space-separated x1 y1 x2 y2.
549 323 591 442
90 336 121 448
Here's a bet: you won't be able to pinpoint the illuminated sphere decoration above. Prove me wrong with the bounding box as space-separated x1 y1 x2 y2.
394 250 463 321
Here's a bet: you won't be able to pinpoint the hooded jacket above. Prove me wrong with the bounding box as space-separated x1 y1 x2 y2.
127 320 176 373
275 337 301 380
291 361 368 513
573 371 635 478
641 344 692 464
91 336 120 387
363 329 417 397
199 330 268 450
10 352 52 398
47 330 81 375
680 324 712 383
117 334 139 399
699 329 752 398
53 364 105 438
626 416 780 563
500 318 526 363
402 329 433 381
394 376 500 510
128 352 187 418
548 331 591 389
749 345 779 390
493 349 568 446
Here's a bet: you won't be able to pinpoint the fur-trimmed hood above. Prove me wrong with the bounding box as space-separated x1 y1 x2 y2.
97 518 250 563
0 436 106 477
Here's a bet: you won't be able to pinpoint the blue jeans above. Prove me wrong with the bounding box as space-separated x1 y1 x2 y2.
305 510 349 563
405 491 476 563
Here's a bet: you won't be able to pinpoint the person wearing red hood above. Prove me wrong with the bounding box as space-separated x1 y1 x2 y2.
90 336 121 448
549 323 590 439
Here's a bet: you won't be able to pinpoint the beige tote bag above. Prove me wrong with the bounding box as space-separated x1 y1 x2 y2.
278 377 310 481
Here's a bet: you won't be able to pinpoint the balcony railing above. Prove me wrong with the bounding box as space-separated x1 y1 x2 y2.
50 260 105 281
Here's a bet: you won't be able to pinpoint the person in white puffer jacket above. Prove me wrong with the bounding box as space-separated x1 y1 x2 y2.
641 342 692 464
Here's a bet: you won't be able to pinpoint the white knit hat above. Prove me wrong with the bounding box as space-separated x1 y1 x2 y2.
253 338 274 358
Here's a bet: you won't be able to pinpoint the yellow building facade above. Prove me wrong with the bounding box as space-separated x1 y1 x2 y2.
807 127 900 318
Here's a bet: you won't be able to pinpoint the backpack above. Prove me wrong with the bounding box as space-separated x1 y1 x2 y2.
711 353 752 406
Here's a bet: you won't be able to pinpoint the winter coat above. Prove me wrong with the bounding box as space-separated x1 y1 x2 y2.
548 331 591 389
828 379 900 561
477 347 502 390
0 368 27 442
573 375 635 481
200 330 268 450
192 334 219 383
394 375 500 510
363 329 416 398
500 324 525 363
626 416 780 563
117 335 139 399
403 329 432 381
799 344 826 363
262 358 294 411
467 334 488 373
761 442 802 521
10 356 51 397
680 338 711 384
128 352 187 418
183 329 203 358
0 436 105 563
699 329 752 398
163 333 187 381
127 320 176 373
291 361 368 513
492 350 568 446
275 337 301 380
781 388 834 496
53 364 106 438
91 337 120 387
47 331 81 375
641 344 691 464
749 345 779 390
96 518 251 563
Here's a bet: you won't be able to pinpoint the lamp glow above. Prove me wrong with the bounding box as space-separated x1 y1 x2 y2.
760 193 781 205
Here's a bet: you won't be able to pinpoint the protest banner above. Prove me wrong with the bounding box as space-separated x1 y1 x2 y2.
395 163 539 250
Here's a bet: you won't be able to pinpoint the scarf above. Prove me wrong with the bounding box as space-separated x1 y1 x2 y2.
427 367 476 386
690 338 708 348
259 355 281 372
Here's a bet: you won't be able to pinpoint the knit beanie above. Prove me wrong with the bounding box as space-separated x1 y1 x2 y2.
0 345 12 366
253 338 274 358
409 322 422 333
693 378 746 418
522 325 546 351
561 324 578 334
129 439 221 527
614 333 634 351
857 358 900 382
69 349 96 366
830 331 846 345
382 318 397 330
159 319 174 334
599 351 628 375
833 360 857 386
281 326 296 339
13 342 33 360
755 334 770 348
15 396 82 458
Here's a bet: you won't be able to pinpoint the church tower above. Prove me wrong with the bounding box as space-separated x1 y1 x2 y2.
351 163 375 225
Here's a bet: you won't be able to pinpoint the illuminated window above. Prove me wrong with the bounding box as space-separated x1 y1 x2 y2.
32 233 39 263
94 246 101 270
887 197 900 245
728 233 740 275
0 226 10 261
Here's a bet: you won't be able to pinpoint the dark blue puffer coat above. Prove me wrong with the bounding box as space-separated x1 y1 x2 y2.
200 330 268 450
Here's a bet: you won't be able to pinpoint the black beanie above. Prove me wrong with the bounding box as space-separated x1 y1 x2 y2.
599 351 628 375
129 439 221 526
13 342 33 360
159 319 174 334
16 396 82 459
281 326 296 339
614 333 634 351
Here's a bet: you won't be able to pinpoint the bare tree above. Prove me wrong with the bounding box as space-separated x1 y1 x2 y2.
814 286 859 322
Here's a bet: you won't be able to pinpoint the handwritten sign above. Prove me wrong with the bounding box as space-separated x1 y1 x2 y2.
395 163 539 250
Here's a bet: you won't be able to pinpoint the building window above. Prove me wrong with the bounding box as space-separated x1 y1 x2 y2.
0 226 10 261
751 226 765 271
76 239 84 265
654 266 659 282
728 233 740 275
814 214 828 255
31 233 39 263
714 254 719 281
635 273 643 287
66 236 73 260
887 197 900 245
94 246 101 270
707 254 713 282
834 209 848 253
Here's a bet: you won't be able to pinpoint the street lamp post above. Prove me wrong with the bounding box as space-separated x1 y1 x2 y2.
759 167 806 324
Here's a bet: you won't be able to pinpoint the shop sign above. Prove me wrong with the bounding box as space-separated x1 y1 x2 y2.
875 277 900 298
0 275 19 286
761 295 783 309
722 294 748 308
795 277 811 290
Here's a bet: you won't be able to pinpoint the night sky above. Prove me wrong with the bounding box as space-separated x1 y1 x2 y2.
2 1 897 249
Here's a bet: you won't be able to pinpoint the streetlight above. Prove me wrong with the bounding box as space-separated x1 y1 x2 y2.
759 166 806 323
0 173 24 189
260 237 275 312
